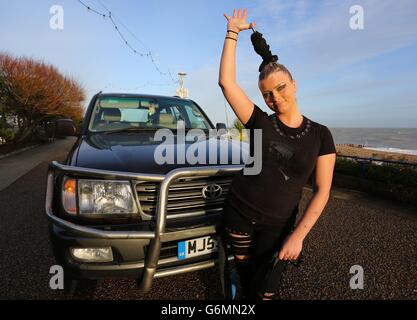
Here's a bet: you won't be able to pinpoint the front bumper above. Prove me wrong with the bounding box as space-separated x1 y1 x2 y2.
46 161 242 293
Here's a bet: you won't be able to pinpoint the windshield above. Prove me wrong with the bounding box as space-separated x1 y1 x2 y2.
88 96 212 132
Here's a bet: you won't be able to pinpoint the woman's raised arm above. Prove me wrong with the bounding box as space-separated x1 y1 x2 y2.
218 8 255 125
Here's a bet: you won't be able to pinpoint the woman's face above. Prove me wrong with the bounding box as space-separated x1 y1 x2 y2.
258 71 297 114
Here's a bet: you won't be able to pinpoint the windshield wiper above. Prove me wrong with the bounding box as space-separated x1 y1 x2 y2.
95 127 212 135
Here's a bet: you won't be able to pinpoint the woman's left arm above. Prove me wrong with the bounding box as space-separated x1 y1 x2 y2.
278 153 336 261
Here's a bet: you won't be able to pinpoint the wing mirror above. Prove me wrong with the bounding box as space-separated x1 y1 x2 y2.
55 119 78 137
216 123 227 130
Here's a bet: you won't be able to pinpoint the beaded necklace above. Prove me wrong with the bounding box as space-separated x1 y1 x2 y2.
269 113 311 139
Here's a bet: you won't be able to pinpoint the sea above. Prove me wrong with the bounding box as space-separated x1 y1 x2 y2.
329 128 417 156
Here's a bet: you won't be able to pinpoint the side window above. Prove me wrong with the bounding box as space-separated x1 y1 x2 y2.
158 107 177 129
171 105 188 127
184 105 208 129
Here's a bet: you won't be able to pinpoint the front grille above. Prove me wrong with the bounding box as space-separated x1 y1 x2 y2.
135 175 234 217
159 240 178 259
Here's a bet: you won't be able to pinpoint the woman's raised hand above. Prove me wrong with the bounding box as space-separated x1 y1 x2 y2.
224 8 256 33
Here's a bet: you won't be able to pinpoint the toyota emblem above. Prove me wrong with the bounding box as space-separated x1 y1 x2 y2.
202 184 223 200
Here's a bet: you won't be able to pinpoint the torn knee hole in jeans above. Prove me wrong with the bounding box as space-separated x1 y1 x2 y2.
226 231 252 259
234 254 251 262
230 239 251 250
232 242 251 258
228 232 251 242
225 228 251 237
232 248 250 256
230 238 251 243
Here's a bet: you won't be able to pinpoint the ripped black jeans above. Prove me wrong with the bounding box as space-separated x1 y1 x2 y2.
222 202 298 299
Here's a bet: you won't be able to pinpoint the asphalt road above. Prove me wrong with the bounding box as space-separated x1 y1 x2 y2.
0 138 416 300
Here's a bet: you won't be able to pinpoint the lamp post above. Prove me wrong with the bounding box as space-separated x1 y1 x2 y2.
176 72 189 98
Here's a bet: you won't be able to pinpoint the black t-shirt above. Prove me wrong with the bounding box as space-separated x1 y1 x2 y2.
226 104 336 225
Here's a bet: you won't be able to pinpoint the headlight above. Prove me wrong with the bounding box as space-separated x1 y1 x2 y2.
78 179 138 215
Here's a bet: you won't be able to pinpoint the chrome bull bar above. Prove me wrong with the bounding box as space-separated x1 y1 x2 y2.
45 161 243 292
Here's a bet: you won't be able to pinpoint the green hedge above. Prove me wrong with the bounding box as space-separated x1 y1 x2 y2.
334 158 417 206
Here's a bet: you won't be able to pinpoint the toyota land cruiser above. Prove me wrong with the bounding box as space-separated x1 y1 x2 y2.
45 92 248 294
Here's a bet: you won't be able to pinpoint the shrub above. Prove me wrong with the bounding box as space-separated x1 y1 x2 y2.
334 157 417 206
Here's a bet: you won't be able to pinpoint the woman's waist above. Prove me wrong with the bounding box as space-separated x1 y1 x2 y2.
232 167 307 189
230 174 303 199
226 188 300 223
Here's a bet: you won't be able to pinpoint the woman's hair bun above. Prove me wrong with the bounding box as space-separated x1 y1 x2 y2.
250 31 278 72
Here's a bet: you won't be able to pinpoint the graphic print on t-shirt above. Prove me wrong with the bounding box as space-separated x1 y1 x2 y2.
268 140 295 181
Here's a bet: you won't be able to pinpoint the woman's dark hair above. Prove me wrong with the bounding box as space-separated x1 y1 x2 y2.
251 31 293 81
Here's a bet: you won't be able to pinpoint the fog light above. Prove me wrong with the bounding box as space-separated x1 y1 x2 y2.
70 247 113 262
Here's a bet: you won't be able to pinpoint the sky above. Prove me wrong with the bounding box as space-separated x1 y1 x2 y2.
1 0 417 128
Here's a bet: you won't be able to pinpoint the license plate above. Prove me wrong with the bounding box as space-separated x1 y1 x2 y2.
178 236 218 260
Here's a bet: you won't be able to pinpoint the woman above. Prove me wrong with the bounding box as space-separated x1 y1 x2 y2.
218 9 336 300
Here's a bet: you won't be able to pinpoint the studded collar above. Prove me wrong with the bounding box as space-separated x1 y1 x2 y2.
269 113 312 140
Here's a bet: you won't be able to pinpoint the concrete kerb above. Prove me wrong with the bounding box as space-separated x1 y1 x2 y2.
0 144 40 160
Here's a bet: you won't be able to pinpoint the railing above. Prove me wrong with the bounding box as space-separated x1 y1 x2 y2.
337 154 417 168
337 154 417 178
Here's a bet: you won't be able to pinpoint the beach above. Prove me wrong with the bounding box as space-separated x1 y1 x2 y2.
336 144 417 163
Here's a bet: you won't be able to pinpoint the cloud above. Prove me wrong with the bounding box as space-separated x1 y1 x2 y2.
256 0 417 79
